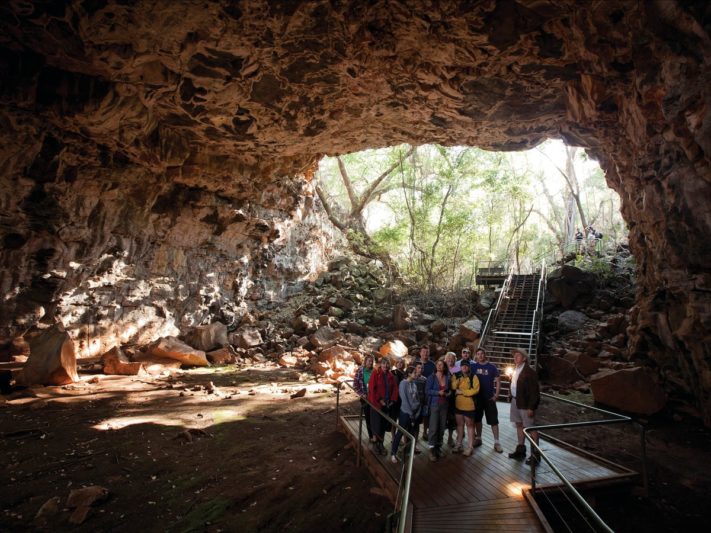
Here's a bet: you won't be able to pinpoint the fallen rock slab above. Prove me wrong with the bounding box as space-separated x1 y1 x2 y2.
131 353 184 374
206 346 237 365
149 337 209 367
591 367 667 415
21 325 78 386
232 327 263 349
184 322 228 352
101 346 146 376
34 496 60 528
309 326 342 349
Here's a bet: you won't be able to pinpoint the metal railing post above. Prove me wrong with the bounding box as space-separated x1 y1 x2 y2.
336 382 341 425
357 402 363 467
340 380 416 533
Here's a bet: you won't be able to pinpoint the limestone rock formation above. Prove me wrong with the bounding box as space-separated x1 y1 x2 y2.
0 2 710 424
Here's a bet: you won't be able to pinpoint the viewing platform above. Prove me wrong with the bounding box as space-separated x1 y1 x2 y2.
339 401 637 532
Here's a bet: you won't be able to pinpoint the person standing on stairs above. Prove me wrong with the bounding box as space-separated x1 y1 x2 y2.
472 347 503 453
507 348 540 464
368 357 399 455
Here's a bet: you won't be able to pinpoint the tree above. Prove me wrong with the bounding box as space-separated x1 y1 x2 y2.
315 145 415 277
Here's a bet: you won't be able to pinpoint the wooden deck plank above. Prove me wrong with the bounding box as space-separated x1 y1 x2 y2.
340 401 634 532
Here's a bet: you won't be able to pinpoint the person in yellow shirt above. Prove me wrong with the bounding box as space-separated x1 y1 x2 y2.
451 360 480 456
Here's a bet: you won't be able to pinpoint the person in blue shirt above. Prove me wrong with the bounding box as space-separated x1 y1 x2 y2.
471 347 503 453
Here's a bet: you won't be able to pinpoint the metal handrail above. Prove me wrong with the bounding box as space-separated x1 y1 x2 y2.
527 260 546 359
336 379 416 533
479 265 514 346
523 392 647 533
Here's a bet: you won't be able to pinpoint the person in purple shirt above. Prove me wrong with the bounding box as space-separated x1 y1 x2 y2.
471 347 503 453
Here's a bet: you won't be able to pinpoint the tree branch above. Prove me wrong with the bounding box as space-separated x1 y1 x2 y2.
336 155 358 211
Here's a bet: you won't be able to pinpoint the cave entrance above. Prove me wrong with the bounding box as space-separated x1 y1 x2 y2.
315 139 626 290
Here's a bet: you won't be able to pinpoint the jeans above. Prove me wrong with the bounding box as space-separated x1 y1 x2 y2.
391 411 416 456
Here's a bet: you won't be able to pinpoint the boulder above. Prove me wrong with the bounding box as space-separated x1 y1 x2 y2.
21 325 79 386
359 336 381 354
558 310 588 332
459 318 482 341
309 326 342 349
183 322 228 352
101 346 146 376
430 320 447 335
590 367 667 415
392 304 411 330
278 353 299 367
378 340 408 359
319 344 350 364
328 306 344 318
291 315 316 334
564 351 600 376
232 327 263 349
206 346 237 365
479 291 495 309
131 352 183 374
148 336 209 366
334 297 355 311
543 356 581 385
547 265 596 309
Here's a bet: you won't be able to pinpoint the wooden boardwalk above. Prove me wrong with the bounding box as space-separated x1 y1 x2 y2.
340 401 635 532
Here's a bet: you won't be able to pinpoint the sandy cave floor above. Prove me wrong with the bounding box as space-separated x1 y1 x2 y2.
0 366 390 532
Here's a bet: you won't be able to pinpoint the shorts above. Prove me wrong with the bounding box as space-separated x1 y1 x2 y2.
509 403 536 428
455 408 476 419
474 397 499 426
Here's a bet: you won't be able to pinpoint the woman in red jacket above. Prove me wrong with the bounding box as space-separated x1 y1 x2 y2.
368 356 399 455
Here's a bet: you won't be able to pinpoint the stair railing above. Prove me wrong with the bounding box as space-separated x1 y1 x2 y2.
336 380 416 533
478 264 514 347
524 392 648 532
527 260 547 363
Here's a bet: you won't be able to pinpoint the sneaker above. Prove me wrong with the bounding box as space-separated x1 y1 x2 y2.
452 444 463 454
390 455 398 464
428 449 437 462
462 448 473 457
473 438 483 448
494 443 503 453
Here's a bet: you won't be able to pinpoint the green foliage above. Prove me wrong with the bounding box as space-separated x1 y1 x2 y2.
316 140 627 290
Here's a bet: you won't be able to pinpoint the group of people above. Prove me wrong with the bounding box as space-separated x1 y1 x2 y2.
575 226 603 254
353 344 540 465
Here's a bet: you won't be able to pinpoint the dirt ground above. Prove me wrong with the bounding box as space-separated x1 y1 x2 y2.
3 366 711 533
0 365 390 532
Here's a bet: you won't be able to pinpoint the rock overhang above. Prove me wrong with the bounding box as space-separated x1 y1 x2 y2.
1 1 711 424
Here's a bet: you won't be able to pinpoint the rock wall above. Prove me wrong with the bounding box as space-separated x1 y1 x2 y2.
0 1 710 423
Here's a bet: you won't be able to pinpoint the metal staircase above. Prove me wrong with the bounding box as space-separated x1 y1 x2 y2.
478 262 546 397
